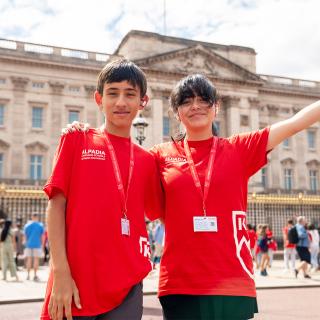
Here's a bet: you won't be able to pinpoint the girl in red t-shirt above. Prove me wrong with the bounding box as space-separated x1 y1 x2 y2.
151 74 320 320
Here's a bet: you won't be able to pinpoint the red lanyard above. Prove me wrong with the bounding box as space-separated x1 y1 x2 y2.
101 127 134 219
183 136 218 216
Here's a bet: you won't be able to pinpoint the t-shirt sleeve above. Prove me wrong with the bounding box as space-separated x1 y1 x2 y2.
232 127 270 178
144 147 165 221
43 133 77 199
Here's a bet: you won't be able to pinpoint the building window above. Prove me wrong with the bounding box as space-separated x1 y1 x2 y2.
32 107 43 128
30 155 43 180
284 168 293 190
69 86 80 93
32 82 45 89
307 130 316 149
68 110 80 123
283 138 290 148
309 170 318 192
261 167 267 188
0 153 3 178
163 116 170 137
0 104 4 126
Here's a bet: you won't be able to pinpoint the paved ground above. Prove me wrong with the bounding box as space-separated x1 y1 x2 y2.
0 287 319 319
1 260 319 304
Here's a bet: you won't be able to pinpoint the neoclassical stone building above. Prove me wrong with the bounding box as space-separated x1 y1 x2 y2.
0 30 320 194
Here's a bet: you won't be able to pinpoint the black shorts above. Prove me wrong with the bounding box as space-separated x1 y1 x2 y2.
159 294 258 320
68 283 143 320
296 246 311 264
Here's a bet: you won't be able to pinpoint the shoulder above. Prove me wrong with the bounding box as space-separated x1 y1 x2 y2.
226 128 269 144
150 141 177 157
133 143 158 168
24 222 31 229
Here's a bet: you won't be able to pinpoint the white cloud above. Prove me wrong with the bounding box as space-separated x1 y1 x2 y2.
0 0 319 80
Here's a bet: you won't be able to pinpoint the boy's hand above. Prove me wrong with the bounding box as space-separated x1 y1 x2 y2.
48 271 81 320
61 121 90 135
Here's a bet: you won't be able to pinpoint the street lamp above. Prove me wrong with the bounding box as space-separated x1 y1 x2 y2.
133 114 148 146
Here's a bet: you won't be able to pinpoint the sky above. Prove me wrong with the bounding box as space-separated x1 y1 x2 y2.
0 0 319 81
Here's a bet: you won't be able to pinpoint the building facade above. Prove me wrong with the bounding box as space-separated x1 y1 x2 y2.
0 30 320 194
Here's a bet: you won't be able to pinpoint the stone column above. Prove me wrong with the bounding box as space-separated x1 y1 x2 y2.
223 96 241 137
10 76 29 179
248 97 262 191
248 98 260 131
150 90 164 147
48 81 65 176
84 85 98 127
267 104 280 189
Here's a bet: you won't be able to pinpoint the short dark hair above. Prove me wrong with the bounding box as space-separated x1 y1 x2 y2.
96 59 147 97
287 219 294 225
169 74 218 113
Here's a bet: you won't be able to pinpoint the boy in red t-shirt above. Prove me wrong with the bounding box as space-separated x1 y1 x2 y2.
41 59 163 320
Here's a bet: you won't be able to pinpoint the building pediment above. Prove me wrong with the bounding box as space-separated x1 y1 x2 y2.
306 159 320 167
135 45 261 82
280 157 295 165
25 141 49 152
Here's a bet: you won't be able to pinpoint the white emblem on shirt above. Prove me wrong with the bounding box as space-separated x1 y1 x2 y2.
81 149 106 161
164 156 187 163
139 236 151 258
232 211 255 280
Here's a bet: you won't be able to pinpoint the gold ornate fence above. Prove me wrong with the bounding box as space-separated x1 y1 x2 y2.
1 184 320 247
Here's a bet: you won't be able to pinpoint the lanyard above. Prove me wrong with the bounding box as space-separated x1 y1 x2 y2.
101 127 134 219
183 136 218 216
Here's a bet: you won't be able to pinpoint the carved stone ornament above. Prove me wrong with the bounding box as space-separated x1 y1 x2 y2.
306 159 320 168
49 81 65 94
10 76 29 90
248 97 260 109
280 157 295 165
84 85 96 96
267 104 279 117
223 95 241 108
0 139 10 149
25 141 49 152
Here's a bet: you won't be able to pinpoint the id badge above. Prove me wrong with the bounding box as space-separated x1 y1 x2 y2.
121 218 130 236
193 216 217 232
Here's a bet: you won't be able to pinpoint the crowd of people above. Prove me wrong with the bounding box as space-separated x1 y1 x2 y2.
247 216 320 278
0 212 47 282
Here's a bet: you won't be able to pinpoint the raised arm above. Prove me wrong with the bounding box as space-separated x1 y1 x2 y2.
47 193 81 320
267 100 320 151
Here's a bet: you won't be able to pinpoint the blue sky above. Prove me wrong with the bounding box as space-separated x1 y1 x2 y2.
0 0 319 81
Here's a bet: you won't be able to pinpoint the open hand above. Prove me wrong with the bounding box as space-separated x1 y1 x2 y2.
61 121 90 135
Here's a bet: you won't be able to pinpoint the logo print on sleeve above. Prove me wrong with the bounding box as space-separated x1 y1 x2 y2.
81 149 106 160
232 211 254 280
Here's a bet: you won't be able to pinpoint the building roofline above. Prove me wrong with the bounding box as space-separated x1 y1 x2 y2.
114 30 256 55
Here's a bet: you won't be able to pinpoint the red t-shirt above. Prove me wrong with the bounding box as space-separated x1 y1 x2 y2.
248 229 257 249
283 226 296 248
150 128 269 298
41 129 163 318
